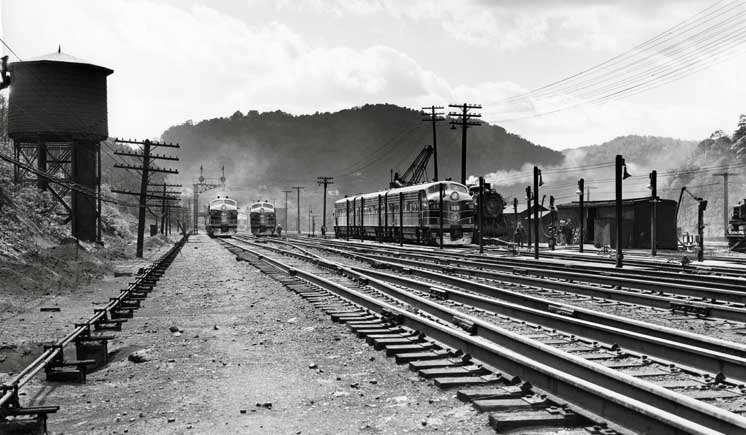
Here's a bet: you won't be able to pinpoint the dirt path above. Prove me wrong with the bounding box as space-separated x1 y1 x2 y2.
19 234 494 434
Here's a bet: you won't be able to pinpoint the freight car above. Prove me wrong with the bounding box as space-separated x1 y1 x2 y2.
249 201 276 236
333 181 474 245
206 195 238 237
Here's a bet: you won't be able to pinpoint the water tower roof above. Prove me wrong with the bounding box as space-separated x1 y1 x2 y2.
19 48 113 74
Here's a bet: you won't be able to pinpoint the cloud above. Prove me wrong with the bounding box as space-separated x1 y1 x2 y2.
4 0 741 152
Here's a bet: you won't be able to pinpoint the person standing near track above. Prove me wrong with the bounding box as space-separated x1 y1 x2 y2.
276 224 283 238
514 222 525 248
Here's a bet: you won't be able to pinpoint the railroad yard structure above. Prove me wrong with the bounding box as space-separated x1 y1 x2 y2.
4 3 746 435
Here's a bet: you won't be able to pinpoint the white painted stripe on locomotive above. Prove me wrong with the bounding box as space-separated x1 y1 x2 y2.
333 181 472 205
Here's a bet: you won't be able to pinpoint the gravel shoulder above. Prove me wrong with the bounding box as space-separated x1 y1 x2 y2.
18 234 494 434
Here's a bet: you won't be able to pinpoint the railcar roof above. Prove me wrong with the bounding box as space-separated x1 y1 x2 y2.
334 181 469 204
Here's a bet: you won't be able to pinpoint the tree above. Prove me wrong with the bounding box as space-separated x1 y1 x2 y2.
731 114 746 162
733 114 746 141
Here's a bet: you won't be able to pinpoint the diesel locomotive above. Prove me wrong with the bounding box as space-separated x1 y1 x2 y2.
333 181 474 245
206 195 238 237
249 201 277 236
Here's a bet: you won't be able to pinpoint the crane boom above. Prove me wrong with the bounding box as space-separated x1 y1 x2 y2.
390 146 433 188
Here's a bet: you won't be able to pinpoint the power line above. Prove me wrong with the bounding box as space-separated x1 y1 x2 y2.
490 0 746 121
496 0 741 105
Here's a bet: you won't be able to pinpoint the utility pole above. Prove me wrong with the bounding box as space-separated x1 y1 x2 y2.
577 178 584 253
713 172 735 237
698 198 708 262
293 186 304 234
422 106 444 181
533 167 542 260
448 103 481 185
549 195 556 250
317 176 334 233
282 189 293 231
525 186 532 250
308 206 312 235
478 176 484 254
112 138 179 258
191 166 221 235
649 170 657 256
615 155 631 268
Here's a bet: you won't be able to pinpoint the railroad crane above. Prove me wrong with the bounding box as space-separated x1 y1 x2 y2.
390 146 433 188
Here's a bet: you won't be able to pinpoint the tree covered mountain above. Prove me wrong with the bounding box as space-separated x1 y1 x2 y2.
161 104 562 194
160 104 563 227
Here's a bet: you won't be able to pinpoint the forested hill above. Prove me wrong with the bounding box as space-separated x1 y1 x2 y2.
160 104 563 201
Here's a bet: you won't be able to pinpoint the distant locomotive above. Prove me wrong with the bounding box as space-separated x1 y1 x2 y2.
249 201 276 236
333 181 474 245
469 184 509 240
206 195 238 237
727 199 746 252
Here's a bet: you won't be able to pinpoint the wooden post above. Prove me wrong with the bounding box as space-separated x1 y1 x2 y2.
399 192 404 247
439 183 444 249
135 140 151 258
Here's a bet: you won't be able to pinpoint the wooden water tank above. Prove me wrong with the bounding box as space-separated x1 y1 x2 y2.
7 49 113 142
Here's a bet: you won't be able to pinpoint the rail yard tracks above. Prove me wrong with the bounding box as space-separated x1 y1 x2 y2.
222 235 746 434
0 235 188 433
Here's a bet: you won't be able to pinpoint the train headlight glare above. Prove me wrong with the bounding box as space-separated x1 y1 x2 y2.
221 205 227 210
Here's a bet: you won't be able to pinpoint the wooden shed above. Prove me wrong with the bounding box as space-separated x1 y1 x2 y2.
557 197 678 250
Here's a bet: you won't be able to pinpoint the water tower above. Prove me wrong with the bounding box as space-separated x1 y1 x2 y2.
7 48 113 241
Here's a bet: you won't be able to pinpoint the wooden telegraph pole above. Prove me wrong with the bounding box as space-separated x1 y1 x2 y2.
448 104 481 185
112 138 180 258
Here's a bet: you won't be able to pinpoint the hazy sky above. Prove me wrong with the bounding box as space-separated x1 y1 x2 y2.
3 0 746 149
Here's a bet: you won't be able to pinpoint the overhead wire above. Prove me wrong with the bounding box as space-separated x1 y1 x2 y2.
495 1 742 105
490 0 746 121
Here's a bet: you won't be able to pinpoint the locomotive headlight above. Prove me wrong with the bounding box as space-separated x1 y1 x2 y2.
221 205 227 210
450 192 459 201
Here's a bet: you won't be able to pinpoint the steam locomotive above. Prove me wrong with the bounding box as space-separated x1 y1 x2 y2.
469 184 510 240
333 181 474 245
249 201 276 236
206 195 238 237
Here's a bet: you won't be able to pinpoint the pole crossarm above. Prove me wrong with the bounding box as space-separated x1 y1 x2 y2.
114 138 180 148
112 189 179 201
149 183 183 188
113 151 180 161
113 163 179 174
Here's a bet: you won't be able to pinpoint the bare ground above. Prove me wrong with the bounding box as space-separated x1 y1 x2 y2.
5 234 496 434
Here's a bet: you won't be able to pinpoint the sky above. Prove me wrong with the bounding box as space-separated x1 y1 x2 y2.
3 0 746 150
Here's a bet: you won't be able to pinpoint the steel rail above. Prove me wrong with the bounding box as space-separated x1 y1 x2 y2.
281 239 746 358
365 244 746 293
349 264 746 381
514 249 746 277
227 240 743 435
348 249 746 305
290 238 746 322
0 235 188 410
302 237 746 288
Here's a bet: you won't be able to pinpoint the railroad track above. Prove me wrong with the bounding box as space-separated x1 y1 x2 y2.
490 247 746 278
224 236 746 434
288 237 746 324
0 235 188 433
